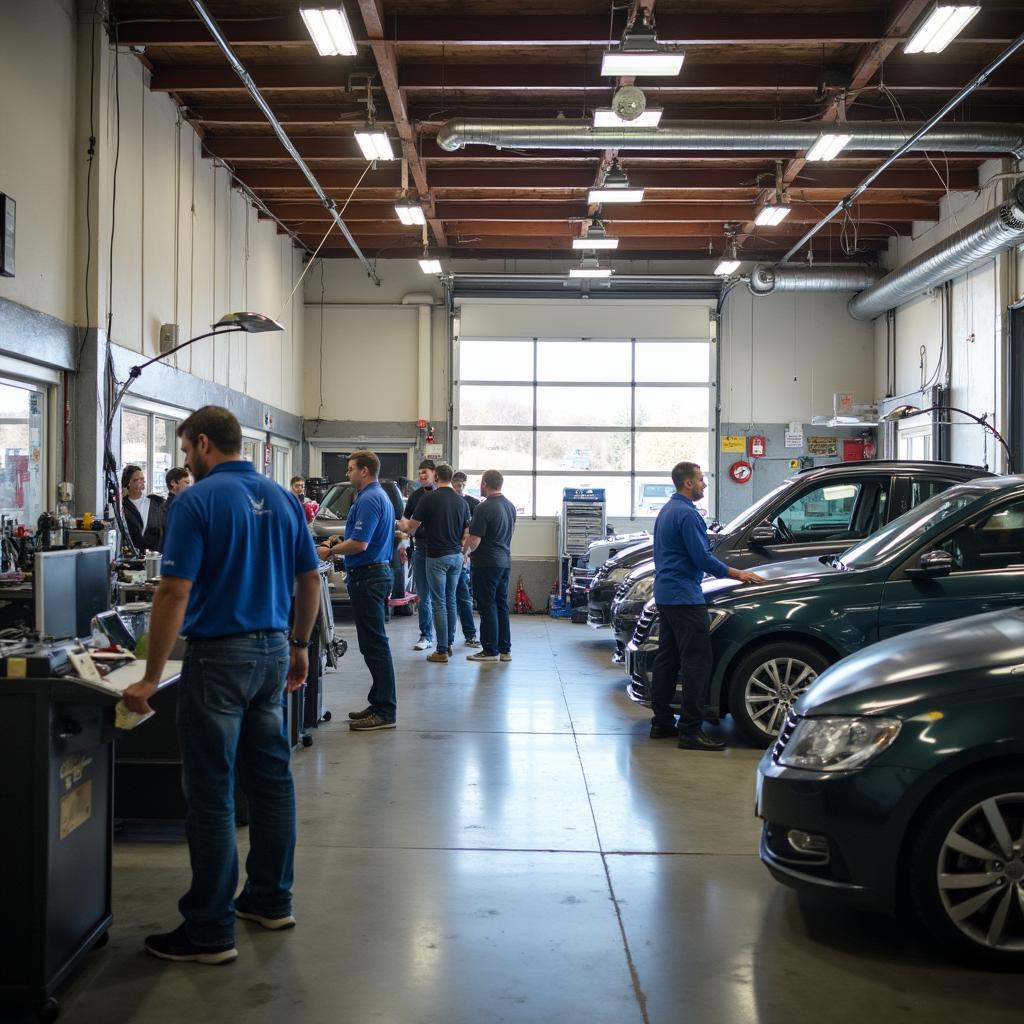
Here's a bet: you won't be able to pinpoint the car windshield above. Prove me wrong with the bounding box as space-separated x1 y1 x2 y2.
718 478 796 535
839 485 987 568
317 483 355 520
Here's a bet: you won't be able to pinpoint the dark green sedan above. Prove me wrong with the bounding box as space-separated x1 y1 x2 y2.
627 476 1024 746
756 607 1024 965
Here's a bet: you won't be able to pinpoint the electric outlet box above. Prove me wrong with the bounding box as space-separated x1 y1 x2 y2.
159 323 179 353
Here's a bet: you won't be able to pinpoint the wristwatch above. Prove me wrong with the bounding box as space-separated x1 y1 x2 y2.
289 637 311 648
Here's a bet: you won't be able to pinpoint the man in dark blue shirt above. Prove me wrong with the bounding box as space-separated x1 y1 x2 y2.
329 450 399 731
651 461 763 751
123 406 320 964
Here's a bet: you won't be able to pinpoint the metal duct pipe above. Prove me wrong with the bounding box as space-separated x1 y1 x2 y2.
848 182 1024 321
749 265 882 295
436 120 1024 156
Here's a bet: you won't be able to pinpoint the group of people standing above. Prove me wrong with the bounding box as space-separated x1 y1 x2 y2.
324 454 517 732
120 463 192 553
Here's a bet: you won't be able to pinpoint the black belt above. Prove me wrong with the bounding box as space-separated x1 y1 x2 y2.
190 630 287 642
347 562 390 575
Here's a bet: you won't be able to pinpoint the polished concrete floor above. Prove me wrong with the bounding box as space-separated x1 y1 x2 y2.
54 616 1022 1023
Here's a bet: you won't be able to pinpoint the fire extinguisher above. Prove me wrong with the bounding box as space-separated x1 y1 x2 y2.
515 575 532 614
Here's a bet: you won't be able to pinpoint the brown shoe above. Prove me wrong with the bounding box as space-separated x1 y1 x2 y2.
426 651 449 664
348 707 375 721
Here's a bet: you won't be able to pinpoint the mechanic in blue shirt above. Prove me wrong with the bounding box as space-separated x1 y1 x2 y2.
650 461 763 751
123 406 320 965
325 449 399 732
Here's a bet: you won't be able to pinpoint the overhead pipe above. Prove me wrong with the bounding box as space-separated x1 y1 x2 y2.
848 181 1024 321
188 0 379 284
748 264 882 295
436 120 1024 156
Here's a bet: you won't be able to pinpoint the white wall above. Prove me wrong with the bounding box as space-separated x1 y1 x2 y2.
872 160 1024 468
721 287 875 423
0 0 77 323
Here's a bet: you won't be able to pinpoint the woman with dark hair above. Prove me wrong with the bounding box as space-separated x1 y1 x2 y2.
121 464 167 552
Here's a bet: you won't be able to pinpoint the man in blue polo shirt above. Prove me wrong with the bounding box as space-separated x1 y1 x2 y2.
650 461 763 751
124 406 320 965
326 449 399 732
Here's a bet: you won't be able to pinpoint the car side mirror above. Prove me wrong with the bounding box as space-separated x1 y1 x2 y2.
906 549 954 580
750 525 775 548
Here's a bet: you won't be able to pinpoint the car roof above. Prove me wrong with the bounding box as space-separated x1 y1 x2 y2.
796 460 992 478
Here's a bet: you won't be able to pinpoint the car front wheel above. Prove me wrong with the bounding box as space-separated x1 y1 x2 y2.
909 772 1024 965
726 641 829 747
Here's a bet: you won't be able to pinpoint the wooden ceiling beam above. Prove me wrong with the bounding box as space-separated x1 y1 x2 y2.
356 0 446 246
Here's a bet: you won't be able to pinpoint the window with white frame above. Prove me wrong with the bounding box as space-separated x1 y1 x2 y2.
121 409 183 497
455 337 713 517
0 377 48 526
272 444 291 486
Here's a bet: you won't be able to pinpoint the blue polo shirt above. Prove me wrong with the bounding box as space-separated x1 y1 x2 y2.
653 492 730 606
160 460 319 637
344 481 395 568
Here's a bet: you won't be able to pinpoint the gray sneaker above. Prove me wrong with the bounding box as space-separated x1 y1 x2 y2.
466 651 498 662
348 706 374 721
349 714 397 732
464 638 482 648
499 653 512 663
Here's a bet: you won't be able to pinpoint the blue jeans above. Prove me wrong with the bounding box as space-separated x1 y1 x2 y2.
176 632 294 946
456 561 476 640
348 566 397 721
427 552 463 653
472 566 511 656
412 547 433 641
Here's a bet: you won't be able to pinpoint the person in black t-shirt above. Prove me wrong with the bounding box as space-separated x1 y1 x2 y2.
464 469 517 663
403 460 437 650
451 471 480 648
400 462 470 663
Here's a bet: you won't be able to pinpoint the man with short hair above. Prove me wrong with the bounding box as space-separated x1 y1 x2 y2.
399 462 470 664
164 467 191 513
123 405 320 965
403 460 437 650
329 450 399 733
464 470 517 664
650 462 763 751
451 471 480 648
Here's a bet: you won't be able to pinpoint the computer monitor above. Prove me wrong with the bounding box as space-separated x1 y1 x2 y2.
34 547 112 641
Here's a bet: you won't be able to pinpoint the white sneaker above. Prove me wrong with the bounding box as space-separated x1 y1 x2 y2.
413 636 432 651
499 653 512 663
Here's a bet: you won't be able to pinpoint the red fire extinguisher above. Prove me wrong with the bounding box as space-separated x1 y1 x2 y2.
515 576 532 615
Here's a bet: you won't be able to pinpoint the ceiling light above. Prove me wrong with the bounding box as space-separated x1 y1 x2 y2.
714 232 741 276
572 215 620 250
714 259 741 276
601 20 684 77
593 108 663 128
805 132 854 161
754 200 792 226
395 199 426 225
354 129 394 161
419 258 442 274
299 7 357 57
570 257 613 279
588 159 644 204
904 4 981 54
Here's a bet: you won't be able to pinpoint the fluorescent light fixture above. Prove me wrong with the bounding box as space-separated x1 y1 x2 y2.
588 188 644 203
570 265 613 279
904 4 980 54
754 201 792 226
593 108 664 128
354 130 394 161
805 132 854 161
714 259 741 276
419 258 442 274
395 201 426 226
300 7 357 57
600 51 684 76
572 237 619 250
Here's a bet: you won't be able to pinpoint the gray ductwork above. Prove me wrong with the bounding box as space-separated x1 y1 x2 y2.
748 265 882 295
436 119 1024 156
848 181 1024 320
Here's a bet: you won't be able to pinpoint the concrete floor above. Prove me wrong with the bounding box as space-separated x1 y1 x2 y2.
54 616 1022 1023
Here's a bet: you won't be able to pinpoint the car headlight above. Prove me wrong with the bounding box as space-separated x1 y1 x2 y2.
608 565 631 584
707 608 731 632
631 577 654 603
648 617 660 641
777 716 901 772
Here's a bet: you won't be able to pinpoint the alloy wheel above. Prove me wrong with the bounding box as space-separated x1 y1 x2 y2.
744 657 818 737
936 793 1024 952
